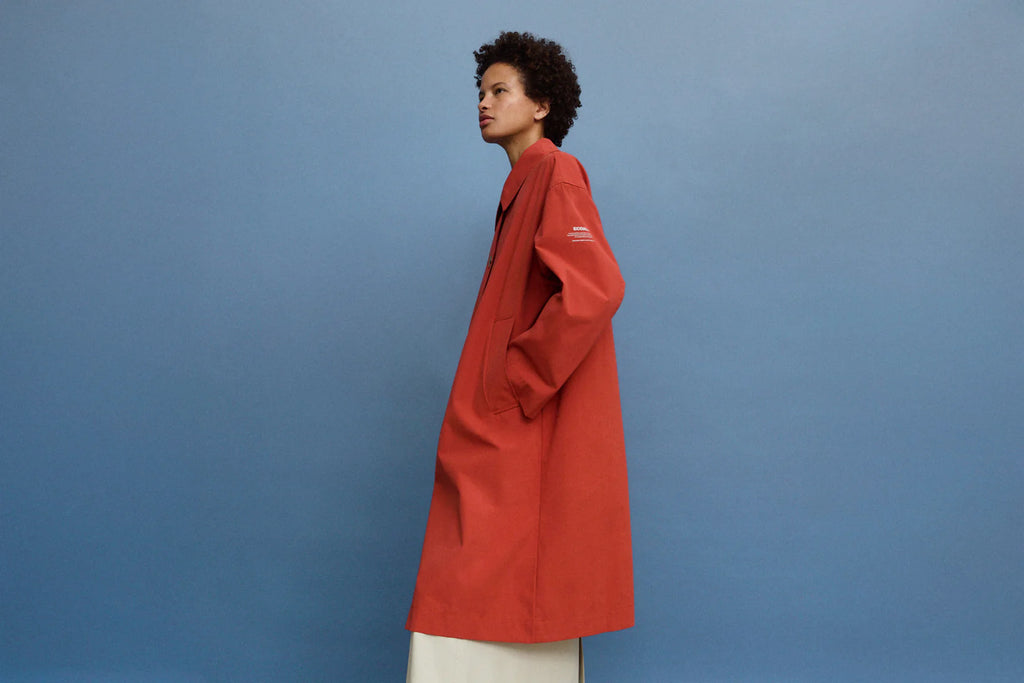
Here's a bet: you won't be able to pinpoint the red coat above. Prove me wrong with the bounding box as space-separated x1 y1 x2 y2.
407 138 633 643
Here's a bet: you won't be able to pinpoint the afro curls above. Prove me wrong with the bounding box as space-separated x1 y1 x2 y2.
474 31 582 147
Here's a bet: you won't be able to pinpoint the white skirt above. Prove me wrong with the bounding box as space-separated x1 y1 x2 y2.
407 632 584 683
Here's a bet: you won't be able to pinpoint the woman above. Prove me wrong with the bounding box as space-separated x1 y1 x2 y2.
406 31 633 682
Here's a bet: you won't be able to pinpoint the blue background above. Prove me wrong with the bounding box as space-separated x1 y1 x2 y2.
2 1 1022 681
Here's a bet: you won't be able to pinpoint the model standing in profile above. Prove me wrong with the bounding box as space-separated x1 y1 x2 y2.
406 31 633 682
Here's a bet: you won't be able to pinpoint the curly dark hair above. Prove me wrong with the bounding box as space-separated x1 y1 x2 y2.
474 31 582 147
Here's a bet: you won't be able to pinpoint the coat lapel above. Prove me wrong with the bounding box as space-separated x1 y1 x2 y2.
499 138 558 212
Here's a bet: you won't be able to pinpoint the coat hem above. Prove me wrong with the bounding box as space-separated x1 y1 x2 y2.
406 604 634 644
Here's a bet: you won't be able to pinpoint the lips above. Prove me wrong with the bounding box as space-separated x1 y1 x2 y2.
479 115 494 128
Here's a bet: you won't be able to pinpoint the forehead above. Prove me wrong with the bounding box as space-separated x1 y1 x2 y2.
480 62 523 89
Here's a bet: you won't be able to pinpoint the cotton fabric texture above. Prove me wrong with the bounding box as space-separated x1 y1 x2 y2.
407 138 634 643
406 633 583 682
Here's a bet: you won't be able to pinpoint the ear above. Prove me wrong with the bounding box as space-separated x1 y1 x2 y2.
534 99 551 121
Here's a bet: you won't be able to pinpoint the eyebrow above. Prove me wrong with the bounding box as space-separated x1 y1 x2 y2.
480 81 510 91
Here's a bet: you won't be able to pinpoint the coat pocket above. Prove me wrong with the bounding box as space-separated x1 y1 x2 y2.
482 317 519 413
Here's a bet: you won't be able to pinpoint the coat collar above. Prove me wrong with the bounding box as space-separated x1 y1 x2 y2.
499 138 558 212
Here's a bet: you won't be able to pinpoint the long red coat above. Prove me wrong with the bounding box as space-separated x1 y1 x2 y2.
406 138 634 643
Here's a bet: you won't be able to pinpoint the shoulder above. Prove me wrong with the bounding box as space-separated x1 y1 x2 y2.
542 148 590 190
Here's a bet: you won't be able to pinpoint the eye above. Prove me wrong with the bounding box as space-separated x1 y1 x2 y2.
494 87 506 94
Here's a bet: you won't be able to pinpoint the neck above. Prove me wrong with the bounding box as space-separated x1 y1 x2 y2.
501 128 545 167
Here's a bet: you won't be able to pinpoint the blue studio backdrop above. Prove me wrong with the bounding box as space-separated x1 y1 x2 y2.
2 2 1022 681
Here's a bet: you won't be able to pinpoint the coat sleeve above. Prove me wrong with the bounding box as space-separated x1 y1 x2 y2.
506 180 625 419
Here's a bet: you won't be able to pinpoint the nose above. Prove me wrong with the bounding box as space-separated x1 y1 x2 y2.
478 95 489 112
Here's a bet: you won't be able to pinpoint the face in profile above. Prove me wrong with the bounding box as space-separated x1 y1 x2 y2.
477 62 548 148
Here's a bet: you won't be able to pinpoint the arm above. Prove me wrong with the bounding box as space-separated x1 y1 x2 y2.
506 181 625 419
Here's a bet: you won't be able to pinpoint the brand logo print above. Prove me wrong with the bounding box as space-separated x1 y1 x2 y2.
566 226 595 243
